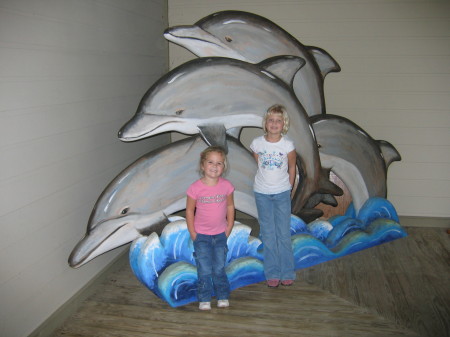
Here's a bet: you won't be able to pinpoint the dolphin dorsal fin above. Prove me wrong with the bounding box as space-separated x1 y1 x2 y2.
307 46 341 78
377 140 402 168
198 123 228 153
258 56 306 88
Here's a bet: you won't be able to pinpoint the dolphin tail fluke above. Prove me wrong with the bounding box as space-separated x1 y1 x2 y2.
318 169 344 196
304 193 338 209
292 167 343 222
377 140 402 168
295 208 324 224
307 46 341 78
320 193 339 206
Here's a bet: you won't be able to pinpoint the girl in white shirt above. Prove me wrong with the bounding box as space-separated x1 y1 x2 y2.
250 104 296 287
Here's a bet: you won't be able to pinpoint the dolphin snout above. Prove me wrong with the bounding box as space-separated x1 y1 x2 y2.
118 114 166 142
164 25 209 40
164 25 246 61
119 114 197 142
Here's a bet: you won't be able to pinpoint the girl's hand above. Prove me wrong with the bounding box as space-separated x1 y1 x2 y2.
186 196 197 241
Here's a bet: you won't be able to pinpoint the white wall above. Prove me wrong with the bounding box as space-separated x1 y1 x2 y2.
168 0 450 218
0 1 168 336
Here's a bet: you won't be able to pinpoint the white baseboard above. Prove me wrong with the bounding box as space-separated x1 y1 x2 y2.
399 216 449 228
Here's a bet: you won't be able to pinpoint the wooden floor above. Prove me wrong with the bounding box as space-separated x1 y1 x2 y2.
53 226 449 337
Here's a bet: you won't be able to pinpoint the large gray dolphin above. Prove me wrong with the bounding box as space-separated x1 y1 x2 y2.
164 10 341 116
69 136 258 268
118 56 342 218
310 114 402 213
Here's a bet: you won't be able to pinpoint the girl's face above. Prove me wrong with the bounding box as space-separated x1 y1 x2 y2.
265 113 284 135
201 151 225 180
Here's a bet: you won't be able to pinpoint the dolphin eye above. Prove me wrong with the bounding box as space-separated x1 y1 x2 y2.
121 207 130 215
225 36 232 42
175 109 184 115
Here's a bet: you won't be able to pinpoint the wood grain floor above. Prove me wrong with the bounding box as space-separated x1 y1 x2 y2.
53 226 449 337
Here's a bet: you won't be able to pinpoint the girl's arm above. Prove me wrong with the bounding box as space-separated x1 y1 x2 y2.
288 150 296 188
186 196 197 241
225 192 235 237
252 151 259 163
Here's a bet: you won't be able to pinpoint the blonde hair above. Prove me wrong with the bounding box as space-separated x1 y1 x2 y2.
199 146 229 176
263 104 290 135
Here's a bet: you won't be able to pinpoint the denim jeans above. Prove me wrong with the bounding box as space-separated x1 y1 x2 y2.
193 232 230 302
254 190 295 281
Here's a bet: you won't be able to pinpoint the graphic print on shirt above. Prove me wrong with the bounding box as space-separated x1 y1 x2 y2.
258 150 285 170
197 194 227 204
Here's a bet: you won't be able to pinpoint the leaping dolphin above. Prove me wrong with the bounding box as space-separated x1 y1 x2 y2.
310 114 402 213
69 136 258 268
118 56 342 218
164 10 341 116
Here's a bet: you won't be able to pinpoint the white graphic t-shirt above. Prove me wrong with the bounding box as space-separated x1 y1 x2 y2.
250 135 295 194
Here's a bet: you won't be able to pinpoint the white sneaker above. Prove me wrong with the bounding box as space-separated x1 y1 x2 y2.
217 299 229 308
199 302 211 310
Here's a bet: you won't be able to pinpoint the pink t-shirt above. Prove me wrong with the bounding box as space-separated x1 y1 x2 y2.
186 177 234 235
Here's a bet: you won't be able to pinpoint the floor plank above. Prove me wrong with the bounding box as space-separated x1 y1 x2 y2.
299 226 450 337
53 226 449 337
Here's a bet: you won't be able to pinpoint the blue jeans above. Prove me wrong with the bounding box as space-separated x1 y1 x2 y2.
254 190 295 281
193 232 230 302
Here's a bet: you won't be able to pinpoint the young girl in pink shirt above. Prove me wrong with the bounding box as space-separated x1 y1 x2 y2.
186 146 235 310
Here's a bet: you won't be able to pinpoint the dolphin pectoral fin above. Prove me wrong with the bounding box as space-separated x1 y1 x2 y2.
258 56 306 88
198 124 228 152
307 46 341 78
377 140 402 168
226 127 242 139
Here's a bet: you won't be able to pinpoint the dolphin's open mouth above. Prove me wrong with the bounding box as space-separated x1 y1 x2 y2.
69 219 130 268
164 31 219 46
118 130 151 142
118 121 169 141
118 115 184 141
163 26 246 61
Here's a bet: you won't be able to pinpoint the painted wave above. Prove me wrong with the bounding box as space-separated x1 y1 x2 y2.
129 197 407 307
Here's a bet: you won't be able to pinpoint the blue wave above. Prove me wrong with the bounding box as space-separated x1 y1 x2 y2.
158 262 198 307
160 219 195 265
326 217 365 248
129 197 407 307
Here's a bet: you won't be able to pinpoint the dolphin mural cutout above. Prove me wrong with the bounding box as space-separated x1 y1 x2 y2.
69 136 258 268
118 56 342 218
310 114 401 213
68 10 405 311
164 10 341 116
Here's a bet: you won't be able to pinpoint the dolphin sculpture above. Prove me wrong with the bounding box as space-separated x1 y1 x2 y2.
69 136 258 268
118 56 342 218
164 10 341 116
310 114 401 213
